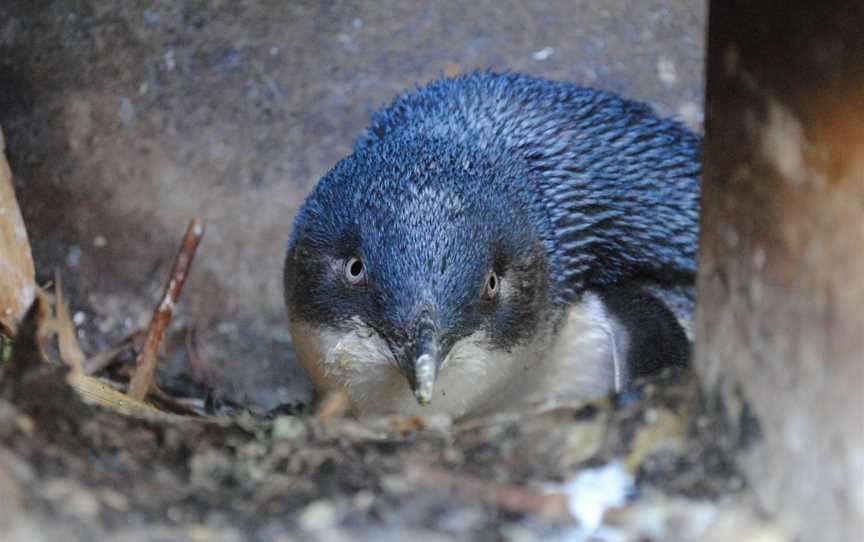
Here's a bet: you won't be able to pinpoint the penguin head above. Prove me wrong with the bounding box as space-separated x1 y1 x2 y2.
284 136 553 406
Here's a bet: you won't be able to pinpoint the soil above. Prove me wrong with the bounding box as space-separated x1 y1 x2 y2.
0 345 767 541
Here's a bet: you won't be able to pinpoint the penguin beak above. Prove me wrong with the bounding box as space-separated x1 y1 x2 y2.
405 322 441 406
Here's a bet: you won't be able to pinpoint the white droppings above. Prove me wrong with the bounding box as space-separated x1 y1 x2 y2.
657 57 677 85
164 49 176 71
532 47 555 61
73 311 86 326
556 463 633 533
93 235 107 248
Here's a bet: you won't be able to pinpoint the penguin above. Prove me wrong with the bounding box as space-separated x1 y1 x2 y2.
283 72 700 418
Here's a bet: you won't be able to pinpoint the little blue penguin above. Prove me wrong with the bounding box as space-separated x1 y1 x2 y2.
284 72 700 418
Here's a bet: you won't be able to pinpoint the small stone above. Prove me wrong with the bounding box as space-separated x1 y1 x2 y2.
43 479 101 519
501 523 538 542
644 408 660 424
99 488 130 511
352 490 375 512
272 416 306 441
119 97 136 125
15 414 34 435
67 244 82 268
298 500 338 531
143 9 160 25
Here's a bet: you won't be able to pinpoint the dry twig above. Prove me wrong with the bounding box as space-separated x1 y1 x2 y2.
405 465 575 524
128 218 204 400
54 272 85 375
83 328 146 375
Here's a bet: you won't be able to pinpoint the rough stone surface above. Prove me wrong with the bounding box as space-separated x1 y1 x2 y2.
0 1 706 407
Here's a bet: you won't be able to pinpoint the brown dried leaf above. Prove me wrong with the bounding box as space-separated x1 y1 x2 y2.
66 373 171 419
54 272 85 374
0 126 36 336
405 465 575 524
33 289 54 364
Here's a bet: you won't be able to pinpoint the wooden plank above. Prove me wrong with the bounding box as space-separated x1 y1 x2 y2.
698 3 864 541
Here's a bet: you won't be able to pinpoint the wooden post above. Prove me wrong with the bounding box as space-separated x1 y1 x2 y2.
698 2 864 540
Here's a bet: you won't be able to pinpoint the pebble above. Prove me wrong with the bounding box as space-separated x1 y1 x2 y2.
272 416 307 441
298 500 339 531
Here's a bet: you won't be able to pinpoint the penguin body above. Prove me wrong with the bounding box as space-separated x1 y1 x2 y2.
284 72 700 418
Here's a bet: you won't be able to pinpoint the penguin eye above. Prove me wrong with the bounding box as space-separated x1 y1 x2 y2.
482 271 499 299
344 256 366 285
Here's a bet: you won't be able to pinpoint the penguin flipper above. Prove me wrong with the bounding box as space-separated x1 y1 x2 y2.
597 285 692 388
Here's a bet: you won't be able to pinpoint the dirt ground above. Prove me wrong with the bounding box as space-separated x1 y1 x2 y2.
2 350 773 541
0 2 785 541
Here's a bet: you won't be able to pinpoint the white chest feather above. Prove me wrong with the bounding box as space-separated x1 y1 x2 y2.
289 294 619 419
